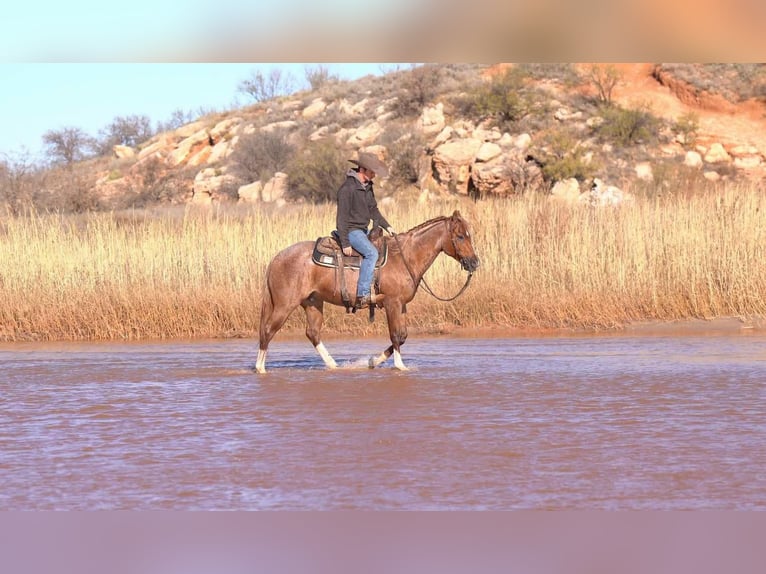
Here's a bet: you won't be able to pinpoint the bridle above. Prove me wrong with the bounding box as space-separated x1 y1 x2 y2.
392 219 474 302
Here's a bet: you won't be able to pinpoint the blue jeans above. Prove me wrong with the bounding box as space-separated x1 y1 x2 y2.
348 229 378 297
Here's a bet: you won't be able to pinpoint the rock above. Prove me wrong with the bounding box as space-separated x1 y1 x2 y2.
550 178 582 203
302 98 327 119
475 142 502 162
113 145 135 159
262 172 288 203
238 181 263 203
261 120 298 133
347 121 384 147
734 155 762 169
513 133 532 150
635 162 654 181
684 150 703 168
420 103 446 135
704 143 731 163
704 171 721 181
192 168 237 203
432 138 483 194
583 178 634 207
471 161 513 196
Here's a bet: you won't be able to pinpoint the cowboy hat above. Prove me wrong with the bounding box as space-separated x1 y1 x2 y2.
349 152 389 178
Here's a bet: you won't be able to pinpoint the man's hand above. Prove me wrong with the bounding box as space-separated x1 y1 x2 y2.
342 246 353 256
386 226 396 236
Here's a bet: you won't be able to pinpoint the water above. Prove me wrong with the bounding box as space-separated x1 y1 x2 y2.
1 334 764 509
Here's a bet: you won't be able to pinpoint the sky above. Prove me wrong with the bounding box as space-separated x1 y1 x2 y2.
0 63 398 161
2 0 764 163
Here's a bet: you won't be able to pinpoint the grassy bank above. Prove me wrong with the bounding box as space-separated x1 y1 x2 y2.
2 185 766 342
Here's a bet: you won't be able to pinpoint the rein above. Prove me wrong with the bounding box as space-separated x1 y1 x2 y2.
392 222 474 302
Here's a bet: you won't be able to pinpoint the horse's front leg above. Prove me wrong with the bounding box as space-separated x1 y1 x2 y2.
303 298 338 369
370 300 408 370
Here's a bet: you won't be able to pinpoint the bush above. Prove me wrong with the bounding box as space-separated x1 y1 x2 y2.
237 67 297 102
470 67 537 130
42 127 94 165
674 111 699 149
0 152 41 215
583 64 623 105
537 127 599 185
391 64 444 118
594 103 660 147
94 114 154 156
304 65 339 90
380 125 426 188
286 141 348 204
228 129 296 184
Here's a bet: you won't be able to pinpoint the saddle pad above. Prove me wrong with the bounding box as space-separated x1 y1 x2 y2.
311 236 387 269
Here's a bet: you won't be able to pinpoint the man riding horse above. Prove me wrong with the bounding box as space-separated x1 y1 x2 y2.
335 152 396 310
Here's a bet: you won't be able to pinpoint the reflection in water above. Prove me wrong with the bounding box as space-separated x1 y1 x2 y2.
1 334 764 509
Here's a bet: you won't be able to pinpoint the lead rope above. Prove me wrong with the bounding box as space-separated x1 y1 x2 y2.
392 233 474 302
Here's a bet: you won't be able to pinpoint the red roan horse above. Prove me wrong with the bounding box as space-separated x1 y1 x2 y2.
255 210 480 373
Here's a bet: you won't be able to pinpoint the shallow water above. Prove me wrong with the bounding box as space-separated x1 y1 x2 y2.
1 333 764 509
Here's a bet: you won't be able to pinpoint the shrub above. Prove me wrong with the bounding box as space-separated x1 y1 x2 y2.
42 127 94 165
391 64 444 118
470 67 537 130
228 129 296 184
237 67 297 102
674 111 700 149
537 127 599 185
286 140 348 204
594 103 660 147
93 114 154 156
380 125 426 188
584 64 623 105
304 65 339 90
0 152 41 215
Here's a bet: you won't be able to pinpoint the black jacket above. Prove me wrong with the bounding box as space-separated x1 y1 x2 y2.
336 169 391 249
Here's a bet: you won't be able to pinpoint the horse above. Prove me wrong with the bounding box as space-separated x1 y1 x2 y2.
255 210 480 373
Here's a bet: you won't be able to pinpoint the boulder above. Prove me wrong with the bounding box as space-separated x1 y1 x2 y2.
420 102 446 135
431 138 483 194
550 178 582 204
113 145 135 159
704 143 731 163
302 98 327 119
684 150 703 168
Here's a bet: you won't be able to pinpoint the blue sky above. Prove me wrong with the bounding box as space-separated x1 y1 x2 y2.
0 63 398 160
0 1 416 161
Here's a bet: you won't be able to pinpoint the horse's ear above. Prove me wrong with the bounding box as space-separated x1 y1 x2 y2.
452 210 462 219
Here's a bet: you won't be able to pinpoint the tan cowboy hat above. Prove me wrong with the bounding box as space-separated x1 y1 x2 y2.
349 152 389 178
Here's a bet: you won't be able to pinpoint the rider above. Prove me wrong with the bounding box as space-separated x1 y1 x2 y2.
336 151 396 309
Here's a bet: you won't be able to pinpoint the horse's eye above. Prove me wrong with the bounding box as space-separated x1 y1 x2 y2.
456 235 464 241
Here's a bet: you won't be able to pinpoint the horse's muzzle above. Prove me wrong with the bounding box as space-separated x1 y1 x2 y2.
461 256 480 273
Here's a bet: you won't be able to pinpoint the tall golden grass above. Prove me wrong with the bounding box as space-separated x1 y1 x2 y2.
2 184 766 342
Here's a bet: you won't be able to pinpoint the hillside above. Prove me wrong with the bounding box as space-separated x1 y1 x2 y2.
4 63 766 213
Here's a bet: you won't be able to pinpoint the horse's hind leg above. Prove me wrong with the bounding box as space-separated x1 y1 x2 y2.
303 298 338 369
256 303 293 374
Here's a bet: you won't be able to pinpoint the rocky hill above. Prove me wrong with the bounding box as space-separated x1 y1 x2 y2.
33 63 766 211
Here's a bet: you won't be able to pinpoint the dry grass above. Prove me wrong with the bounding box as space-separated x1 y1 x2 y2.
2 184 766 342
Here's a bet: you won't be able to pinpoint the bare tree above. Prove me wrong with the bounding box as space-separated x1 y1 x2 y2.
585 64 623 105
0 151 40 214
42 127 93 165
94 114 153 155
237 67 297 102
156 108 197 133
304 64 338 90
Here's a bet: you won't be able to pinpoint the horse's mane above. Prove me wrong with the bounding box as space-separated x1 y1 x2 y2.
404 215 450 235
